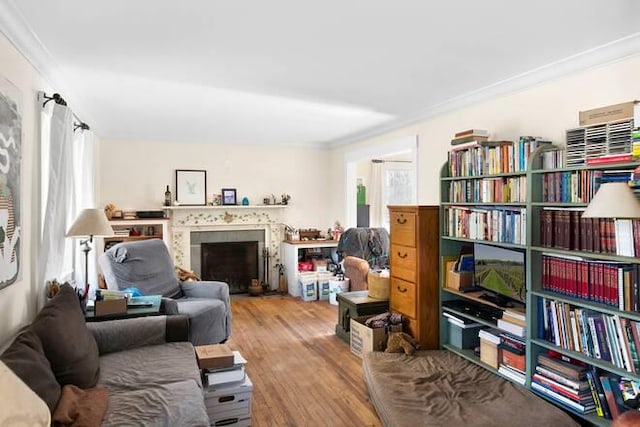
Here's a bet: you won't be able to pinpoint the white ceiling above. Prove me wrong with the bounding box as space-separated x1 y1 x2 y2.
2 0 639 147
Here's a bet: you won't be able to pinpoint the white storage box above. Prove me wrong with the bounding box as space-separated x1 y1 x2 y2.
204 376 253 426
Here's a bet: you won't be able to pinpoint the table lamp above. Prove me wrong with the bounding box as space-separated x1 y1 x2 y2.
582 182 640 219
66 208 114 299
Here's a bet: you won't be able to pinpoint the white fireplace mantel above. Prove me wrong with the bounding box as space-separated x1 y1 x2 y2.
164 205 287 288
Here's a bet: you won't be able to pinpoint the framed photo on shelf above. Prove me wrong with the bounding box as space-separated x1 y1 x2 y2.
175 169 207 206
221 188 237 205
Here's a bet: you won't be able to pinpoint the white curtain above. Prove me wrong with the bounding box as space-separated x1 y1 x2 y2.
72 128 97 295
369 161 384 228
38 103 75 290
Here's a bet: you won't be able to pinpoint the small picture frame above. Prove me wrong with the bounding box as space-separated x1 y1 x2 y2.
221 188 237 205
176 170 207 206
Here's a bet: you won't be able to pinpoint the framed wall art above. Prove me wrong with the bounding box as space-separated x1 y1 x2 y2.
221 188 237 205
175 169 207 206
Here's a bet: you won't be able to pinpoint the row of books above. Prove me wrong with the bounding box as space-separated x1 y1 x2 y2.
539 148 565 170
497 331 527 385
539 208 639 257
448 137 552 177
444 206 527 245
633 129 640 158
539 298 640 374
541 254 640 310
448 176 527 203
533 350 639 420
540 169 604 203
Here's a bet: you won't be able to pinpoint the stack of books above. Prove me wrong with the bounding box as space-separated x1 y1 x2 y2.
497 307 526 338
497 332 526 385
196 344 248 389
451 129 489 145
531 352 596 415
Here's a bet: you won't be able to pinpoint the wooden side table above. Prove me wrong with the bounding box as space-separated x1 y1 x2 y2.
335 290 389 343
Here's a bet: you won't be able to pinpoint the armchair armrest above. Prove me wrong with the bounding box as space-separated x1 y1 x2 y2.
180 280 232 339
87 315 189 355
180 280 229 300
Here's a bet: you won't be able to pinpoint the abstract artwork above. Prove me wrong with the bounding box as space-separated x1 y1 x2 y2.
0 77 22 289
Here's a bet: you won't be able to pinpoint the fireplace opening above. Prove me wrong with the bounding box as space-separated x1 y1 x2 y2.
201 241 258 294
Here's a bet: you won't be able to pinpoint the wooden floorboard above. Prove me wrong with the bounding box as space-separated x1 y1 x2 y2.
226 295 382 427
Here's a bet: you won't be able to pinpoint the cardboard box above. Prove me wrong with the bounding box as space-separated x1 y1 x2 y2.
94 298 127 317
195 344 234 370
350 315 402 359
445 261 473 291
480 338 499 369
579 100 639 126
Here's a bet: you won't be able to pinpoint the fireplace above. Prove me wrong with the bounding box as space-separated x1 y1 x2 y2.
191 229 265 294
201 242 258 294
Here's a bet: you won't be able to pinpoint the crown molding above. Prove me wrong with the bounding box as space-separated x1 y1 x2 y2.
328 32 640 149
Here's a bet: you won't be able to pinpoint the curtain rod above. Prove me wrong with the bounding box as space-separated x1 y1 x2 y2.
41 92 91 132
371 159 412 163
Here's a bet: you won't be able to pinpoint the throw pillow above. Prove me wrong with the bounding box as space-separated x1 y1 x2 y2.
0 360 51 425
0 329 61 412
31 283 100 389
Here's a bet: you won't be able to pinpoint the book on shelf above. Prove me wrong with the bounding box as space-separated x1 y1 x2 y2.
585 153 634 165
451 135 489 145
478 328 502 345
497 364 526 385
532 373 594 404
531 381 596 414
497 318 525 337
454 129 489 139
537 353 587 381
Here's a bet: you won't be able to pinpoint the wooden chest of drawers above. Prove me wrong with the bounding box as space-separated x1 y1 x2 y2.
388 205 439 349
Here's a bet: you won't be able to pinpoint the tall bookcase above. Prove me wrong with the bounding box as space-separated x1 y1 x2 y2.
528 152 640 426
439 140 640 426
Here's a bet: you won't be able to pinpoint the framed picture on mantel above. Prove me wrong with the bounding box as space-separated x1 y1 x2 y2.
176 169 207 206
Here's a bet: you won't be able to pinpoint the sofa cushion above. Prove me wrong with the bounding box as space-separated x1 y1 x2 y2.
31 283 100 388
0 329 61 412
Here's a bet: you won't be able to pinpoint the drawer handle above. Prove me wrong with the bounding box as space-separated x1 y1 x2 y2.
398 252 408 259
396 217 407 224
396 286 408 293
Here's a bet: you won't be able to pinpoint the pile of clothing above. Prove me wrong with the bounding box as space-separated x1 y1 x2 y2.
364 311 403 329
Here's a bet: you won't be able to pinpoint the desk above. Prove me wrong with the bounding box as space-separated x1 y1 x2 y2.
85 295 162 321
335 291 389 343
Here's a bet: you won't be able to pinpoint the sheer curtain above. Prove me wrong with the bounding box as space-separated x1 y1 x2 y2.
38 103 75 290
38 101 96 297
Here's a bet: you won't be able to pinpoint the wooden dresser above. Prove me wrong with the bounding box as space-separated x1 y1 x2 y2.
388 205 439 350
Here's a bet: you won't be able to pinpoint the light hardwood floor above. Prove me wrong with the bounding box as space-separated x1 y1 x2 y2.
225 295 382 427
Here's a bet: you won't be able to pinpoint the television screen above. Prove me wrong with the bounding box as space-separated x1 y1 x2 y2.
474 243 525 305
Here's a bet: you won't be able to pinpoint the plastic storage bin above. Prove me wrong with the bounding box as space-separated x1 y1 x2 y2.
329 278 349 305
317 272 333 301
299 272 317 302
448 320 483 349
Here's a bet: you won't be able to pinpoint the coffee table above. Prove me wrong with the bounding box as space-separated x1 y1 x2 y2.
85 295 162 321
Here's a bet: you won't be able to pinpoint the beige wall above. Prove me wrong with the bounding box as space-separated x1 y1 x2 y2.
0 34 50 346
331 54 640 216
98 140 338 230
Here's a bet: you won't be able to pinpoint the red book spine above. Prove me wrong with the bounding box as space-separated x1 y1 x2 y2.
582 262 589 302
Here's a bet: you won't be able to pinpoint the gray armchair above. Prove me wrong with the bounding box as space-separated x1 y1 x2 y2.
98 238 231 345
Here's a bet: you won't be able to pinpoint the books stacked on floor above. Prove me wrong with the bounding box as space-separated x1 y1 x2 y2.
497 307 526 338
497 332 526 385
531 352 596 415
203 351 248 389
196 344 248 389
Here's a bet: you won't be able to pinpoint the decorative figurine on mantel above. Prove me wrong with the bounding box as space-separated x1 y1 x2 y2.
280 194 291 205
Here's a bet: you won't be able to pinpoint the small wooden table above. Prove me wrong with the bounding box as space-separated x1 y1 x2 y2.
335 290 389 342
85 295 162 321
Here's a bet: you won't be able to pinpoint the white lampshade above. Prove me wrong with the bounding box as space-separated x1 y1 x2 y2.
66 208 114 237
582 182 640 219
